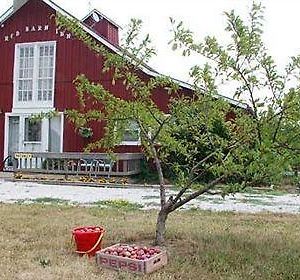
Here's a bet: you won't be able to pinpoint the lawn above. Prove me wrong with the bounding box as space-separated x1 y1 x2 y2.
0 203 300 280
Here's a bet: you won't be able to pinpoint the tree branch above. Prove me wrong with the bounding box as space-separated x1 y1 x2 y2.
170 139 242 206
272 110 284 143
170 175 226 212
234 66 262 144
151 115 171 143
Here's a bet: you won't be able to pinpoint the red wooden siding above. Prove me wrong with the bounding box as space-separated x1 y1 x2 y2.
83 16 119 46
0 0 190 169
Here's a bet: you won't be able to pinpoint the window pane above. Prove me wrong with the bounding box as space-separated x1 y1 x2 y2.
38 90 42 101
29 57 34 68
40 46 44 57
18 81 23 90
28 80 33 90
50 57 54 67
44 46 49 56
24 118 41 142
123 121 140 142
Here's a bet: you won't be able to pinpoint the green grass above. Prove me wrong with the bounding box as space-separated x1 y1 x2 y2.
92 199 143 210
196 196 225 204
144 201 161 207
0 204 300 279
31 197 70 204
237 198 275 206
239 187 289 196
142 195 160 199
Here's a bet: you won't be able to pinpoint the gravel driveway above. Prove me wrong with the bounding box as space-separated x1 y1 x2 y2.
1 179 300 214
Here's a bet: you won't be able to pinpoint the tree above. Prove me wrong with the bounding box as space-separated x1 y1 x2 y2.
56 2 300 245
170 2 300 184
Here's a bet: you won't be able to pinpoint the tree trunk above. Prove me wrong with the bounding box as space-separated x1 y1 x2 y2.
151 148 166 207
150 146 169 245
155 209 169 245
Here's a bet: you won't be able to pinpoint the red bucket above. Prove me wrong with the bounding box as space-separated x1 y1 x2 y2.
72 226 105 257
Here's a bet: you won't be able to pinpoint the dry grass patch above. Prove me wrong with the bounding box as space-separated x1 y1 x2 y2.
0 204 300 279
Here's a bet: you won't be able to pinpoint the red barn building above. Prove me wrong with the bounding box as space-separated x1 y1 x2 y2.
0 0 244 174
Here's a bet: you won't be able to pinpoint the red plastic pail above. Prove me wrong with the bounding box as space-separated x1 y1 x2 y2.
72 226 105 257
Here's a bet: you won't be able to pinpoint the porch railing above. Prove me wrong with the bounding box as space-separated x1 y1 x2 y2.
4 152 144 177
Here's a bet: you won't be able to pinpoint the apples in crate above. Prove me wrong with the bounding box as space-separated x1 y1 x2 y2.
96 244 167 274
103 244 161 259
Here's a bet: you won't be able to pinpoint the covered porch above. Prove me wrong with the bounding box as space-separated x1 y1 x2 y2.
3 152 144 177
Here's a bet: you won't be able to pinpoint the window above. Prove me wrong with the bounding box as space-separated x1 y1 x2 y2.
37 45 55 101
15 42 56 106
24 118 41 142
122 121 140 143
17 46 34 101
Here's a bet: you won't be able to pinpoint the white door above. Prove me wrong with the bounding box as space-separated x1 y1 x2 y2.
8 116 20 156
5 116 20 168
20 116 48 153
48 116 62 152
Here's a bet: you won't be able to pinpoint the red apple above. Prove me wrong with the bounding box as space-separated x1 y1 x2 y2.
117 247 123 253
124 251 131 257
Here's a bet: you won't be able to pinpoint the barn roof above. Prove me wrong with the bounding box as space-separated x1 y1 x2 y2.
0 0 247 109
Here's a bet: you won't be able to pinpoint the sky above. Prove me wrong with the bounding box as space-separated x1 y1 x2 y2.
1 0 300 87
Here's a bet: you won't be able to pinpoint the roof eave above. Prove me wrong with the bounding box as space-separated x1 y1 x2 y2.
0 6 14 24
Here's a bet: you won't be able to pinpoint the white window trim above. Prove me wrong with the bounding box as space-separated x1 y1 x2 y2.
13 41 57 110
3 113 11 161
121 140 141 146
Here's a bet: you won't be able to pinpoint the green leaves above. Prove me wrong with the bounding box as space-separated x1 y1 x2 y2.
57 1 300 213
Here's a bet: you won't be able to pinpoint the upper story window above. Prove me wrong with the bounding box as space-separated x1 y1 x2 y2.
14 41 56 108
